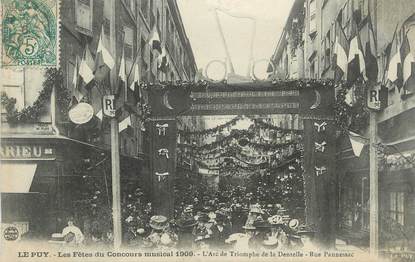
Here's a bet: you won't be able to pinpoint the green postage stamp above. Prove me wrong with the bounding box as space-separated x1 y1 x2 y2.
2 0 58 67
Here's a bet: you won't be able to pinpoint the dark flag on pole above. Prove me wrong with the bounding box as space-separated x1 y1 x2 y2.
347 17 366 83
385 24 403 91
401 15 415 96
365 14 378 82
333 19 349 82
149 27 162 54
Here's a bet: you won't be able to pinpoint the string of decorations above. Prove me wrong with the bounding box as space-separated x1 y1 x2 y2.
196 150 302 172
146 79 340 92
178 115 243 136
247 116 302 133
0 68 71 123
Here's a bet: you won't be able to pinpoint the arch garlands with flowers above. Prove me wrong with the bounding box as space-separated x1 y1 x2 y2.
0 70 372 247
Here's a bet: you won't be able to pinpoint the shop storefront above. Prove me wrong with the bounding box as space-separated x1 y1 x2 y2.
0 136 147 241
336 133 370 246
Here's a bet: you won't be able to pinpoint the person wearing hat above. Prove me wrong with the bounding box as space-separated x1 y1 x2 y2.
230 203 247 233
296 224 317 250
61 217 84 246
192 213 213 249
146 215 178 248
209 210 232 248
225 223 257 249
245 204 265 228
250 220 272 250
176 209 197 248
265 215 289 250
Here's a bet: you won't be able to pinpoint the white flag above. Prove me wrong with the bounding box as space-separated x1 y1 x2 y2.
119 116 131 132
79 44 94 84
344 86 356 107
129 62 140 91
119 48 127 82
95 26 115 81
349 131 367 157
96 109 103 121
73 56 84 102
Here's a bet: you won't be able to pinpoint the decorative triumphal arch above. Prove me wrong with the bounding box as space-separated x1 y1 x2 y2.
144 80 336 247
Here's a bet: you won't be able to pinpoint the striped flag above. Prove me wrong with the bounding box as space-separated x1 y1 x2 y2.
95 26 115 81
347 17 366 83
333 19 349 81
401 17 415 95
385 25 402 90
149 27 162 53
79 44 94 85
364 15 378 82
72 56 84 102
118 47 127 100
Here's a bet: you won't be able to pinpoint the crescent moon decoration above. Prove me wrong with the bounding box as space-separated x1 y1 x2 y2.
309 89 321 110
162 91 174 110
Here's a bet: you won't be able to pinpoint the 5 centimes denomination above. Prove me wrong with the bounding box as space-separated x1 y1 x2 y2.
2 0 58 67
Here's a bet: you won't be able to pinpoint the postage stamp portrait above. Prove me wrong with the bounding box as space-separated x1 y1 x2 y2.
1 0 58 67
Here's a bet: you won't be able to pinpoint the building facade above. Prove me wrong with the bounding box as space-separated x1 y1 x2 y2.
270 0 415 251
1 0 197 240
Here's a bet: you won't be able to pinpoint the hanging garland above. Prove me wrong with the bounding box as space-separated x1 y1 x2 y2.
334 81 369 133
178 115 243 136
1 68 71 123
147 79 337 92
248 117 302 133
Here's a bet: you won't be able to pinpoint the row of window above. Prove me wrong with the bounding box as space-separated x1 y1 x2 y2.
306 0 370 78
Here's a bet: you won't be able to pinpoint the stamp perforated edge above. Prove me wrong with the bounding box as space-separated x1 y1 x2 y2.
0 0 61 69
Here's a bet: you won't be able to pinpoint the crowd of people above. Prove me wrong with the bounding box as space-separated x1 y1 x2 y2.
54 186 317 251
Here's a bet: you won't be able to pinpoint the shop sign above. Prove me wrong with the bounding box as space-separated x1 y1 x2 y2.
68 103 94 124
367 85 388 111
0 144 55 160
102 95 115 117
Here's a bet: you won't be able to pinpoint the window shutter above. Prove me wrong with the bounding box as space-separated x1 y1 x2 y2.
75 0 93 36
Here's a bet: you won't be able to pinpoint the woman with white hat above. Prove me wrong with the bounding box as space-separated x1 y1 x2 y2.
146 215 178 248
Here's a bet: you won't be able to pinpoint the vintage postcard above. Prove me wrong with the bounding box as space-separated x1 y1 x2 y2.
1 0 414 261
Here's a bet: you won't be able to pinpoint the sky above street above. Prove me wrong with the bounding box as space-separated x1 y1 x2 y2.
177 0 295 80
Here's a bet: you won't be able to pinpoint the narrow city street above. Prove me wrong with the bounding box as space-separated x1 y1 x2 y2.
1 0 415 261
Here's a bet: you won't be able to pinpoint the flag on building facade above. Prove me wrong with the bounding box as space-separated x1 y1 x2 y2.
149 27 162 53
158 47 168 73
79 44 95 85
118 47 127 100
95 26 115 81
365 15 379 82
96 109 103 121
72 56 84 102
119 115 131 132
129 62 140 91
347 17 366 83
333 20 349 81
401 25 415 95
349 131 368 157
385 25 402 90
344 85 357 107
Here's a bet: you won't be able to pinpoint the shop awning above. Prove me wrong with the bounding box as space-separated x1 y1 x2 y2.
0 164 37 193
